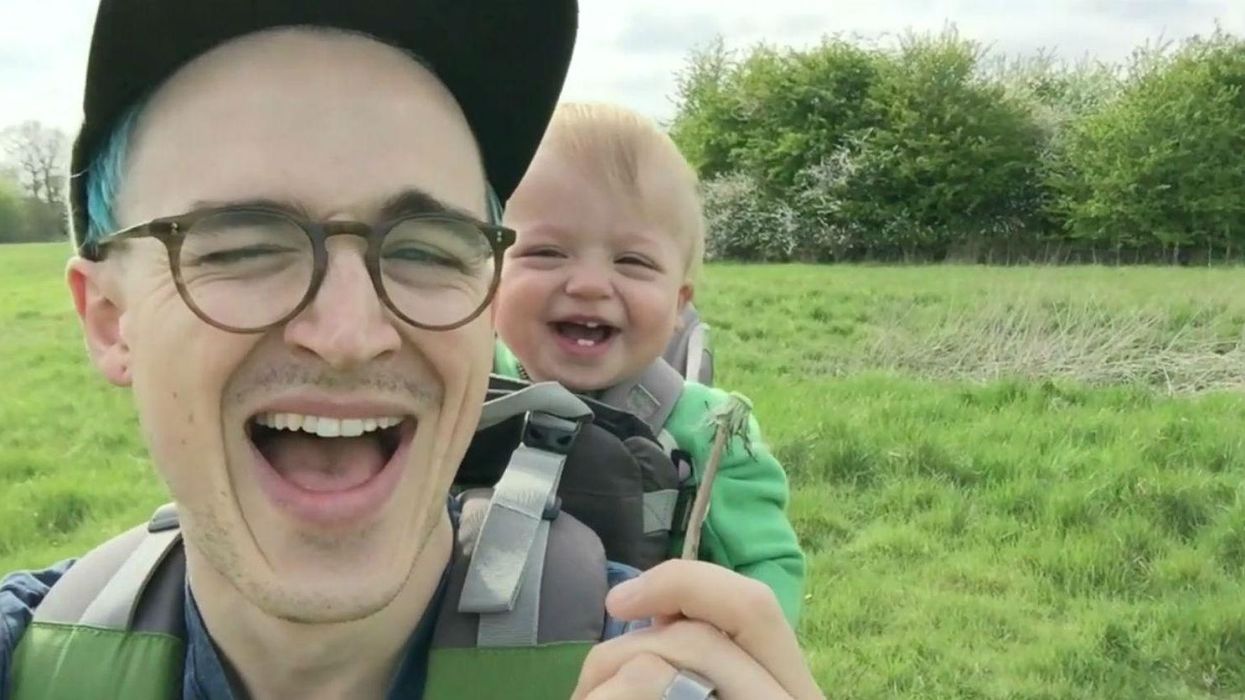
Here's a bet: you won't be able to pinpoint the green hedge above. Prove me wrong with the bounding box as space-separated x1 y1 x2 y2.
673 28 1245 264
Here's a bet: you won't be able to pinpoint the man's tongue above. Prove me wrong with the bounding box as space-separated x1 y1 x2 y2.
263 432 385 492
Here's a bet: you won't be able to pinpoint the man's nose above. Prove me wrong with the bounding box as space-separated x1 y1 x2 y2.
282 240 402 370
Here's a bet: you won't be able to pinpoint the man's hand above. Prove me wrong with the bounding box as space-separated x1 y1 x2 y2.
571 561 824 699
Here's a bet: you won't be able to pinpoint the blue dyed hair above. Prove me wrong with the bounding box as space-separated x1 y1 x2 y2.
486 186 504 225
84 102 505 243
84 101 146 243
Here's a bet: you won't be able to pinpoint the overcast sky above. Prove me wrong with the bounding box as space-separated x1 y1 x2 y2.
1 0 1242 133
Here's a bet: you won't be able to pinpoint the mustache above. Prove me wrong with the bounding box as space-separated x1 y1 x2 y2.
229 364 442 405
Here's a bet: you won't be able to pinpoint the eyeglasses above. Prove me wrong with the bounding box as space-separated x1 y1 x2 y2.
80 206 516 333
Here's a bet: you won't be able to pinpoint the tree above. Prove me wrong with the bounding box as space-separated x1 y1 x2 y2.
1049 30 1245 262
837 29 1047 261
669 38 742 182
670 36 884 191
0 172 27 244
3 121 68 207
2 121 69 240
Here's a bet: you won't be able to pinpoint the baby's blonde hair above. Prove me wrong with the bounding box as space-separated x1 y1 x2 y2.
535 102 705 283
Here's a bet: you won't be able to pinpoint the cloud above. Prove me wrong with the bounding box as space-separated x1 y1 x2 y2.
1086 0 1210 21
616 11 725 54
0 0 94 131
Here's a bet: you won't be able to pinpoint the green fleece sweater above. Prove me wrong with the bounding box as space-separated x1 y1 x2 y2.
493 341 806 627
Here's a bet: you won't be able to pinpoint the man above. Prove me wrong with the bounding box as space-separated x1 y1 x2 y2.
0 1 823 698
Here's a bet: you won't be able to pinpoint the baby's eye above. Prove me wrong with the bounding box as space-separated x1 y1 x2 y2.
618 254 657 269
520 247 565 258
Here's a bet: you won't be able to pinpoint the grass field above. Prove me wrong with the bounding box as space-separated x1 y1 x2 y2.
4 242 1245 698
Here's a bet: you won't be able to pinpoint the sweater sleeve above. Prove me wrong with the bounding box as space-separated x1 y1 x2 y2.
492 338 523 378
0 560 75 692
666 384 806 628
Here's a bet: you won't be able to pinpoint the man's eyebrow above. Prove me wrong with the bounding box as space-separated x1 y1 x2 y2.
186 191 480 222
188 198 312 218
379 189 480 222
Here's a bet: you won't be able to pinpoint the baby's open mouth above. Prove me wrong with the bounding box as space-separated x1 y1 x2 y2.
551 320 618 347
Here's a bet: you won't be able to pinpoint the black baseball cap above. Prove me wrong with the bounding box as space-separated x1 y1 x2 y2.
68 0 578 246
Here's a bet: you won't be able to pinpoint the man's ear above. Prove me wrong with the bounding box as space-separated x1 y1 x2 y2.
67 256 132 387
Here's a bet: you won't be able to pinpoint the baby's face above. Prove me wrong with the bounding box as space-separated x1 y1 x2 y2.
495 154 692 392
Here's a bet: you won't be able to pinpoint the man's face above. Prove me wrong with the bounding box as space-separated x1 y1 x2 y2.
496 151 692 392
79 29 492 623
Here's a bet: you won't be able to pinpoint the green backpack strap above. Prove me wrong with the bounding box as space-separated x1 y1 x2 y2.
10 504 186 700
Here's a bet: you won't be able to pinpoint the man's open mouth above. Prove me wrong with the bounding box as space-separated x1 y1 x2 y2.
550 319 619 348
247 412 415 495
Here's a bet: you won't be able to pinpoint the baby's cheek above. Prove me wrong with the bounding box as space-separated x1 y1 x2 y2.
496 280 546 340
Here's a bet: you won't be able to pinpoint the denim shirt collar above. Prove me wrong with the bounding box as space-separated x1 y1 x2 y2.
182 513 455 700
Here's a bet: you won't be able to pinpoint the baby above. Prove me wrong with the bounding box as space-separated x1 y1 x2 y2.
491 102 806 627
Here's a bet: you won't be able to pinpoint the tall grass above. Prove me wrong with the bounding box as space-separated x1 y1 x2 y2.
700 264 1245 393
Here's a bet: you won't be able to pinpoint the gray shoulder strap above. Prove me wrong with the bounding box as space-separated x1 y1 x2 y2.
458 412 577 622
35 503 184 635
433 490 607 649
685 322 712 386
599 359 685 436
478 381 593 431
459 383 593 646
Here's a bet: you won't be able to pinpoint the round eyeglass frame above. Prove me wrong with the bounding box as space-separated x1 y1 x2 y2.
79 205 517 334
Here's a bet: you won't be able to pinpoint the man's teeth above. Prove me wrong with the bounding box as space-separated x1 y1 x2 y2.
577 338 597 347
255 413 403 438
585 321 601 328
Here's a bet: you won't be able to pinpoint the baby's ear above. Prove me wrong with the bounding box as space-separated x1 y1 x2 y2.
678 282 694 311
675 283 694 329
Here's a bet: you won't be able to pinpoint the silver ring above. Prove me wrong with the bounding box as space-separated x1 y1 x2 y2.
662 669 717 700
